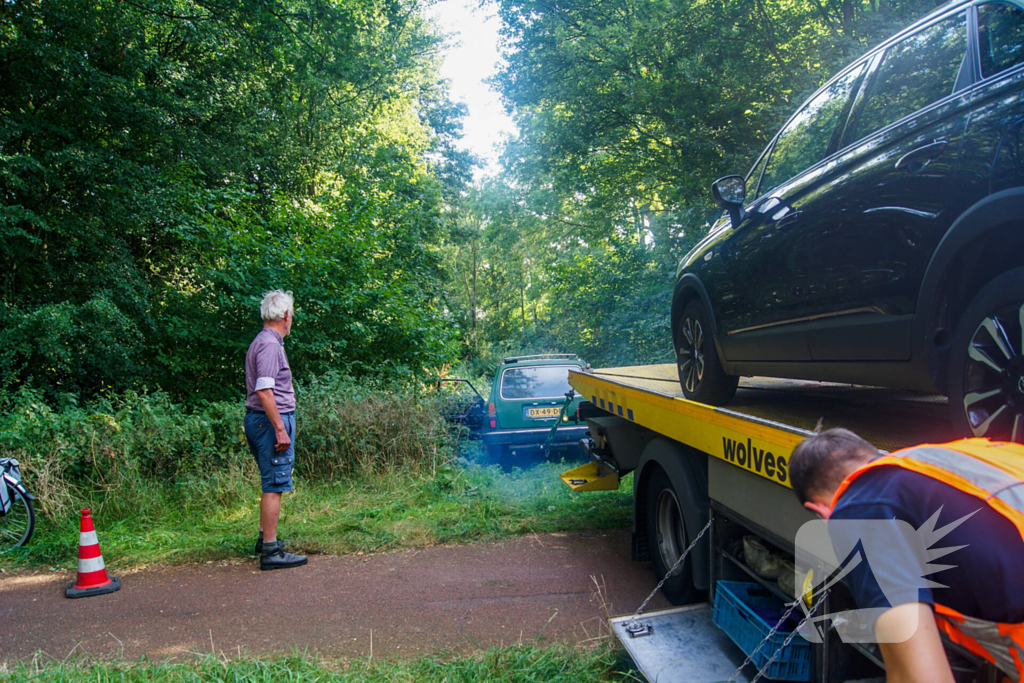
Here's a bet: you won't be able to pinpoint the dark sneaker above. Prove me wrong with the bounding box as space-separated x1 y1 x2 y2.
254 532 286 555
260 541 307 571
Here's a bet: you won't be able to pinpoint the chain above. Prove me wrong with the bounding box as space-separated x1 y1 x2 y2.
725 597 802 682
627 517 713 626
542 391 577 457
624 516 828 683
727 588 830 683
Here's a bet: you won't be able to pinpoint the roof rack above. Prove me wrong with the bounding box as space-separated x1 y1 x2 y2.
502 353 580 364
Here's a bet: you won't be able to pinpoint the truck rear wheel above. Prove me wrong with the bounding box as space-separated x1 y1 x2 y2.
645 468 697 604
676 300 738 405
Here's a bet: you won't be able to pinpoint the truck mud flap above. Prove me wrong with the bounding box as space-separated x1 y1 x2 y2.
559 460 620 491
610 603 752 683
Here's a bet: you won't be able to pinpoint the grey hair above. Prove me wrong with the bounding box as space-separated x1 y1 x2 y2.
260 290 294 322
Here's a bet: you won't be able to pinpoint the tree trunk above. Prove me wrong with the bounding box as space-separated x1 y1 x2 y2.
520 283 527 337
842 0 854 35
470 241 478 336
631 199 643 245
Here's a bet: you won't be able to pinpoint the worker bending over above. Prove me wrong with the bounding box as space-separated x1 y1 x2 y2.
790 429 1024 683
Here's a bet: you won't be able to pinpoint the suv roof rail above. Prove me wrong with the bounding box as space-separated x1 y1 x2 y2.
502 353 579 364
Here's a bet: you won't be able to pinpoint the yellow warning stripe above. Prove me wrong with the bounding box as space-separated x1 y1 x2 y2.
569 369 813 488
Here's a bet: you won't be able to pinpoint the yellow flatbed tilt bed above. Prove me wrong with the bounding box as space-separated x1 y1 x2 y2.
559 364 985 683
562 364 952 491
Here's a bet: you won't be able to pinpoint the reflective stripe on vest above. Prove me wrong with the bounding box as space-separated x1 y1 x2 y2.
830 438 1024 681
831 438 1024 544
934 604 1024 682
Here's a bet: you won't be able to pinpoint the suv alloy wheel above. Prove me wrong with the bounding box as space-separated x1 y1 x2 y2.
949 267 1024 441
676 300 738 405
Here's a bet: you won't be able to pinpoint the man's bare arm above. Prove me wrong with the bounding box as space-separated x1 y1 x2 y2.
256 388 291 453
876 603 955 683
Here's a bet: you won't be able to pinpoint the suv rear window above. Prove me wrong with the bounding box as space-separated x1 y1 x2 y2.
852 13 967 140
499 365 575 400
758 63 866 195
979 2 1024 78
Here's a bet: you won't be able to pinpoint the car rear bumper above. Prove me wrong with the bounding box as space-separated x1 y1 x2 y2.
482 424 589 448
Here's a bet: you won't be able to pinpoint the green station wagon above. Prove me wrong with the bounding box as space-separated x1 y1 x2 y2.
482 355 589 467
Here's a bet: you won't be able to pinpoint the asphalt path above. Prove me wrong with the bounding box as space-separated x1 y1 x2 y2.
0 529 671 662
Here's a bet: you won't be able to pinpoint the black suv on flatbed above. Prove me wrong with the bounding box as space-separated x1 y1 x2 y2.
673 0 1024 440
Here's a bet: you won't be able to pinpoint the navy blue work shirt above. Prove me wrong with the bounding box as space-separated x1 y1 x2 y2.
829 464 1024 624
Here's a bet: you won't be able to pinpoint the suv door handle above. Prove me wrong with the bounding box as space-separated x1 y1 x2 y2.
776 210 803 230
895 139 948 174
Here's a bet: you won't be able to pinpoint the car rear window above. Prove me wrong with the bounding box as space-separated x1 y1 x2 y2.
499 365 575 400
852 13 967 140
978 2 1024 78
758 62 866 195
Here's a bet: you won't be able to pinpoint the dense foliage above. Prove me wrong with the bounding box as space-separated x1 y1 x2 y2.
0 374 453 523
443 0 944 367
1 0 471 401
2 0 952 394
445 180 679 366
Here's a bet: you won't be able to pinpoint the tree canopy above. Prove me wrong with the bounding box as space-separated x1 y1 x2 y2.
3 0 951 399
1 0 472 400
440 0 943 368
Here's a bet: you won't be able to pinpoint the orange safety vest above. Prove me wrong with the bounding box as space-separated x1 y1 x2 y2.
830 438 1024 682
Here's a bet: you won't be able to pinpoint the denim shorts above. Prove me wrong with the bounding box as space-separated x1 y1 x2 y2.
244 409 295 493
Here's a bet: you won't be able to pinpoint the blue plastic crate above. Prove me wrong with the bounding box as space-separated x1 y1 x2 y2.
712 580 812 681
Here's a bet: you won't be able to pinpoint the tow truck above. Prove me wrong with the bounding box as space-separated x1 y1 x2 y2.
560 363 997 683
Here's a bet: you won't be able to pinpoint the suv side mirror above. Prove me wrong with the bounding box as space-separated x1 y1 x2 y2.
711 175 746 228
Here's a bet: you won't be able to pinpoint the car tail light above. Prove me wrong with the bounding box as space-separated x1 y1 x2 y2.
488 402 496 428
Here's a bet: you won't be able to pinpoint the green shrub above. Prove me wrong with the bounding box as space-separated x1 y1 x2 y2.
0 373 454 525
297 372 453 479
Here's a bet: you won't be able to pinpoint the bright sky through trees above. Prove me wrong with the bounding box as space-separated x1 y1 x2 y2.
429 0 515 177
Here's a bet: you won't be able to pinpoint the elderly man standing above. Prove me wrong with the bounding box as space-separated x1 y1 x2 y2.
244 289 307 571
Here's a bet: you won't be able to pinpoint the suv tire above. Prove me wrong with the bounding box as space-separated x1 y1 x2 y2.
676 300 738 405
948 267 1024 441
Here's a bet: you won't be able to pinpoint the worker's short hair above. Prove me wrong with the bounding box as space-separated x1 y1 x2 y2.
260 289 294 322
789 428 879 505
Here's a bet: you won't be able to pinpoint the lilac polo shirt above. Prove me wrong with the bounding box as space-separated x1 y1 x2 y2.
244 327 296 413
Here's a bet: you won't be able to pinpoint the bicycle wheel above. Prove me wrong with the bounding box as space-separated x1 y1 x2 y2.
0 485 34 551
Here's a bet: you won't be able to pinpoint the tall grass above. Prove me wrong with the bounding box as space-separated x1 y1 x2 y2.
0 376 634 569
2 645 640 682
0 373 453 525
299 373 451 479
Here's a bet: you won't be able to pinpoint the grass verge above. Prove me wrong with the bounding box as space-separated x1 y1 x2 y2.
2 454 633 570
1 645 640 682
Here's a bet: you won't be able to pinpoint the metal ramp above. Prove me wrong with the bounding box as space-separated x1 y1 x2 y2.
610 604 752 683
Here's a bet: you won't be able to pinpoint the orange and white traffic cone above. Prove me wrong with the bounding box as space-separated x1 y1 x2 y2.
65 509 120 599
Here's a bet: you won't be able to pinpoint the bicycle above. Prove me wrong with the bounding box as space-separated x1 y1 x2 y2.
1 457 35 552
